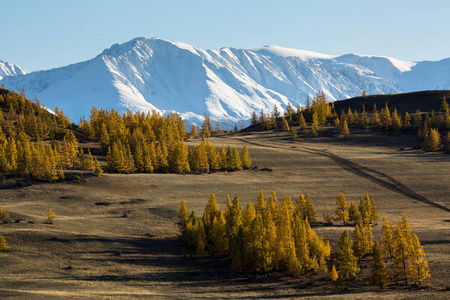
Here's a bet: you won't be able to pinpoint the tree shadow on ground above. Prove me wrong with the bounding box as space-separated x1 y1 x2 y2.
60 234 431 298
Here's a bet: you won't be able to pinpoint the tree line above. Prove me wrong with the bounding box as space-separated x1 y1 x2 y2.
178 190 430 288
80 108 252 173
0 87 252 180
250 91 450 153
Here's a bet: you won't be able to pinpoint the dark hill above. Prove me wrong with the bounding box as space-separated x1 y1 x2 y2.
333 90 450 114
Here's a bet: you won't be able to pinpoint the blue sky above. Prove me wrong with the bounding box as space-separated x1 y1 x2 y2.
2 0 449 71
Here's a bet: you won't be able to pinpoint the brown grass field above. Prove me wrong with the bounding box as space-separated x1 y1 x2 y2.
0 129 449 299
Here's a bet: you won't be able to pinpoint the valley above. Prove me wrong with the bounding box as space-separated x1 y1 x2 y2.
1 130 449 299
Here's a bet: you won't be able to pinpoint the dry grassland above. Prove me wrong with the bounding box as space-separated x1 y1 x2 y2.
0 130 449 299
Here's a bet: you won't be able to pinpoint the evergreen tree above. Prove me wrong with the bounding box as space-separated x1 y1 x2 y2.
360 106 369 129
240 145 252 169
0 235 10 251
341 120 350 136
330 264 339 281
348 201 361 224
190 125 199 138
408 233 430 285
335 230 359 280
335 193 349 225
281 117 290 131
178 200 189 238
251 111 259 126
381 217 394 258
371 240 389 288
93 158 104 177
423 128 441 151
352 224 365 259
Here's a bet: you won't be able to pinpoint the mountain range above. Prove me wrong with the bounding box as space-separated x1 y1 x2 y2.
1 37 449 126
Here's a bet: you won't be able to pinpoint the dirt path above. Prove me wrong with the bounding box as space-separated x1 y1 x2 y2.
228 136 450 213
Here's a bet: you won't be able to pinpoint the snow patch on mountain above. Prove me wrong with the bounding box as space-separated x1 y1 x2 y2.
248 45 335 61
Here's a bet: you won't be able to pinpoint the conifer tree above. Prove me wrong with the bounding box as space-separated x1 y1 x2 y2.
190 125 199 138
93 158 104 177
211 212 228 256
371 240 389 288
281 117 290 131
423 128 441 151
330 264 339 281
230 147 243 170
311 111 319 136
360 106 369 129
256 189 265 217
215 122 222 134
381 103 392 130
392 225 410 285
352 224 365 259
287 240 302 277
0 235 10 251
335 193 349 225
251 111 259 126
0 203 10 221
298 113 307 135
46 208 55 224
240 145 252 169
361 222 375 255
178 200 189 238
413 110 423 130
408 233 430 285
341 120 350 136
348 201 361 224
381 217 394 258
196 221 207 256
403 112 412 130
335 230 359 280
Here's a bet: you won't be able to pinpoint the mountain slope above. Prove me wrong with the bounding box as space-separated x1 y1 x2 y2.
1 37 449 124
0 61 28 80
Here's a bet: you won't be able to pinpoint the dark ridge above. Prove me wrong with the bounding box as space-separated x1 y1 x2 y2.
333 90 450 114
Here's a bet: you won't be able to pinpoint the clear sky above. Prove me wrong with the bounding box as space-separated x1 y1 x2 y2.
2 0 449 71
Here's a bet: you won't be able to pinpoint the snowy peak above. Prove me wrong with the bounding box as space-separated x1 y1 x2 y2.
0 61 28 80
0 37 449 126
334 53 416 74
248 45 334 60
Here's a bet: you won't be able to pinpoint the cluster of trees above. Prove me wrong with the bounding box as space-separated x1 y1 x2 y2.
81 108 251 173
334 191 379 225
0 130 102 181
335 98 450 152
0 87 103 181
0 86 71 141
251 92 334 137
178 191 430 287
334 214 430 287
0 88 251 179
250 91 450 152
178 190 332 277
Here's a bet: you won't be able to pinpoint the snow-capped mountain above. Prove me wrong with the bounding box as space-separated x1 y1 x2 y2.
0 61 28 80
1 37 449 125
